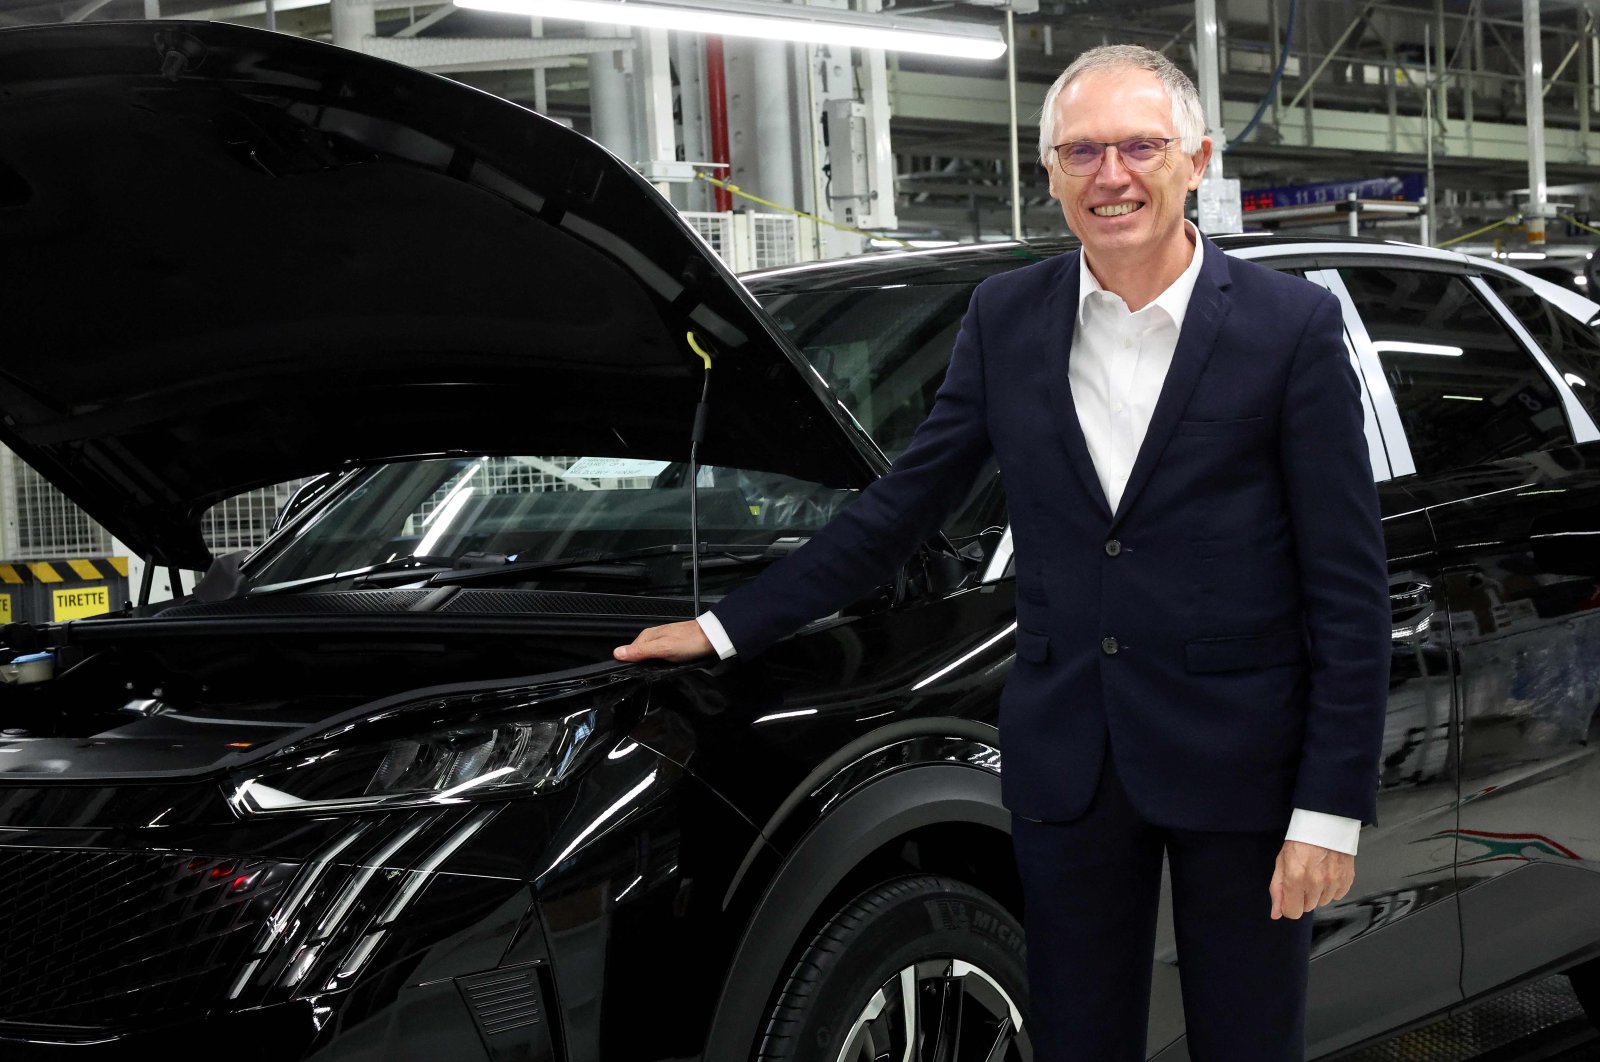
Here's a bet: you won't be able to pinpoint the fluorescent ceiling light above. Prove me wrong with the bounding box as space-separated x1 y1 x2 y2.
455 0 1006 59
1505 251 1548 260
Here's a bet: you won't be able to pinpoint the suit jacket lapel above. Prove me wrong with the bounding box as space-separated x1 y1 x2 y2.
1111 237 1234 528
1042 252 1114 521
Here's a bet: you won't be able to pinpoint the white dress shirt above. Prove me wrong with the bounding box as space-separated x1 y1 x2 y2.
699 223 1361 855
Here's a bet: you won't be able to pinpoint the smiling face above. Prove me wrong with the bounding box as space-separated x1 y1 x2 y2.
1046 67 1211 270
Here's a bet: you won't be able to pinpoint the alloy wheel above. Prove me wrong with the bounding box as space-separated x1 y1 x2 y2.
832 958 1025 1062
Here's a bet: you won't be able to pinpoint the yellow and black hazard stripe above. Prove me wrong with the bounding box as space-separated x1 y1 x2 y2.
0 557 129 585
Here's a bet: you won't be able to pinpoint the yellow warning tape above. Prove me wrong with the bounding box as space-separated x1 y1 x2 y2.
27 562 62 584
1559 213 1600 239
0 558 129 584
695 172 912 248
67 559 101 581
1435 216 1518 248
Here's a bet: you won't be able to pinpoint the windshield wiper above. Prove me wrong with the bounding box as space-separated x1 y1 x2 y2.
425 540 806 589
247 555 465 596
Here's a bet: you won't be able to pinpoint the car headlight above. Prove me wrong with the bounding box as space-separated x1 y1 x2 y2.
228 707 605 817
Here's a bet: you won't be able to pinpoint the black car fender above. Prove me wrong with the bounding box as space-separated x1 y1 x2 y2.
703 721 1008 1061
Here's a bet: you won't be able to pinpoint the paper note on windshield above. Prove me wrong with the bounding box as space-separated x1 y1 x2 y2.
563 457 672 479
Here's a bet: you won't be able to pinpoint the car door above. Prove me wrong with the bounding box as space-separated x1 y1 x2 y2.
1329 257 1600 1011
1146 257 1463 1062
1270 262 1466 1056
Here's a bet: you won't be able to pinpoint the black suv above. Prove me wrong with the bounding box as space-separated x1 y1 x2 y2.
0 19 1597 1062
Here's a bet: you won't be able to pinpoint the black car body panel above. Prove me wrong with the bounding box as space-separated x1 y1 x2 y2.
1 18 1600 1062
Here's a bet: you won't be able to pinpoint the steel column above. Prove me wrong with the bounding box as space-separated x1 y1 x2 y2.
531 18 548 116
705 36 733 212
1434 0 1447 122
637 28 676 196
587 24 636 165
1466 0 1479 153
1007 9 1022 240
1195 0 1226 177
1268 0 1282 127
752 40 798 209
1524 0 1548 245
1580 15 1591 161
674 34 713 212
329 0 374 49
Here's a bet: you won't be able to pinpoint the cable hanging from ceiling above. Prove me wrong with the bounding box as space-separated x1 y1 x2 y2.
1225 0 1298 152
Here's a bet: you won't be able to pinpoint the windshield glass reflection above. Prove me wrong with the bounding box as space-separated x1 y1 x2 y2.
241 456 855 594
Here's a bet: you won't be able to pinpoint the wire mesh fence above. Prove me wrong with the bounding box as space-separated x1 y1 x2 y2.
200 479 313 554
0 452 113 560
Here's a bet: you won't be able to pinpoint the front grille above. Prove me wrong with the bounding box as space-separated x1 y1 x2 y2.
0 849 294 1031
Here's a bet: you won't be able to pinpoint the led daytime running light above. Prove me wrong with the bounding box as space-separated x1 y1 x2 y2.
229 713 598 817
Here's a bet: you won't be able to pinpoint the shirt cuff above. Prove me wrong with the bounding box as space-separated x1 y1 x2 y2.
697 611 737 660
1285 808 1361 855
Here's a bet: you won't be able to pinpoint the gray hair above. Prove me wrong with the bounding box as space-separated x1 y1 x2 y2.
1037 45 1207 167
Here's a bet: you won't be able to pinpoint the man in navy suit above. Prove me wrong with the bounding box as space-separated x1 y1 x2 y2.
616 44 1390 1061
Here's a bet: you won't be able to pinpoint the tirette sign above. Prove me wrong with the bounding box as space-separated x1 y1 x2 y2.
53 585 110 621
0 558 128 623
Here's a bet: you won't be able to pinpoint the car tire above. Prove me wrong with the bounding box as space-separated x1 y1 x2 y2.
1570 957 1600 1028
756 874 1032 1062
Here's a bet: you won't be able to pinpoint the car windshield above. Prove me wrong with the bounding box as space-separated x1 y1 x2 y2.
240 455 856 594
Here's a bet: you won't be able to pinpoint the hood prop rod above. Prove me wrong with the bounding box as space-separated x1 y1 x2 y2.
686 333 715 615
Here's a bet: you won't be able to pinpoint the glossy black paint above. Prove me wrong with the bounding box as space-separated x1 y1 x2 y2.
0 23 1595 1055
1398 449 1600 1001
7 250 1600 1060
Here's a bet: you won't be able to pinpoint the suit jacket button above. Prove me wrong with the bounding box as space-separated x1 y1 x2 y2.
1101 636 1119 656
1105 539 1122 557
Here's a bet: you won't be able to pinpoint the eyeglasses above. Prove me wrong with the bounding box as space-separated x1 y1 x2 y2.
1051 137 1180 176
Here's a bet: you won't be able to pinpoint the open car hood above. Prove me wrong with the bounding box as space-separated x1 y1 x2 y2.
0 20 881 569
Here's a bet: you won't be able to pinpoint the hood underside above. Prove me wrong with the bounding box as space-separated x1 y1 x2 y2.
0 21 878 568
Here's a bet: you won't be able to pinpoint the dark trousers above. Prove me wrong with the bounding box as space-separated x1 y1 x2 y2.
1010 754 1315 1062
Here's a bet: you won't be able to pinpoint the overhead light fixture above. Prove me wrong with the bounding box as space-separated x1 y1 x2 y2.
454 0 1007 60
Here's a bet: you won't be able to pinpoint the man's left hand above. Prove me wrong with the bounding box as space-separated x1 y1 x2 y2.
1269 840 1354 920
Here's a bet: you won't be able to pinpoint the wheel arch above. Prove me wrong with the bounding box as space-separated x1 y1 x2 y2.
702 754 1014 1061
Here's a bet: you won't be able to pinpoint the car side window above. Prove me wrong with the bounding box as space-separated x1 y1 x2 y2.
1338 266 1574 476
1480 272 1600 425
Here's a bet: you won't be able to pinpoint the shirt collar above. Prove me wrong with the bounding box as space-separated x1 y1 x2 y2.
1077 220 1205 334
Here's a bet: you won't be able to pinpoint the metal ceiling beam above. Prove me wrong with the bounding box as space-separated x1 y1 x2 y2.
65 0 117 20
1285 3 1376 112
359 35 629 71
161 0 326 20
394 3 458 37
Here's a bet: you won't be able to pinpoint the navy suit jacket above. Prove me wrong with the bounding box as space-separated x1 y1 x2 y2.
714 237 1391 831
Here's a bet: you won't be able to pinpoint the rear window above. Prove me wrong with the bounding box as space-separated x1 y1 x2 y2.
1339 266 1573 475
1481 272 1600 426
